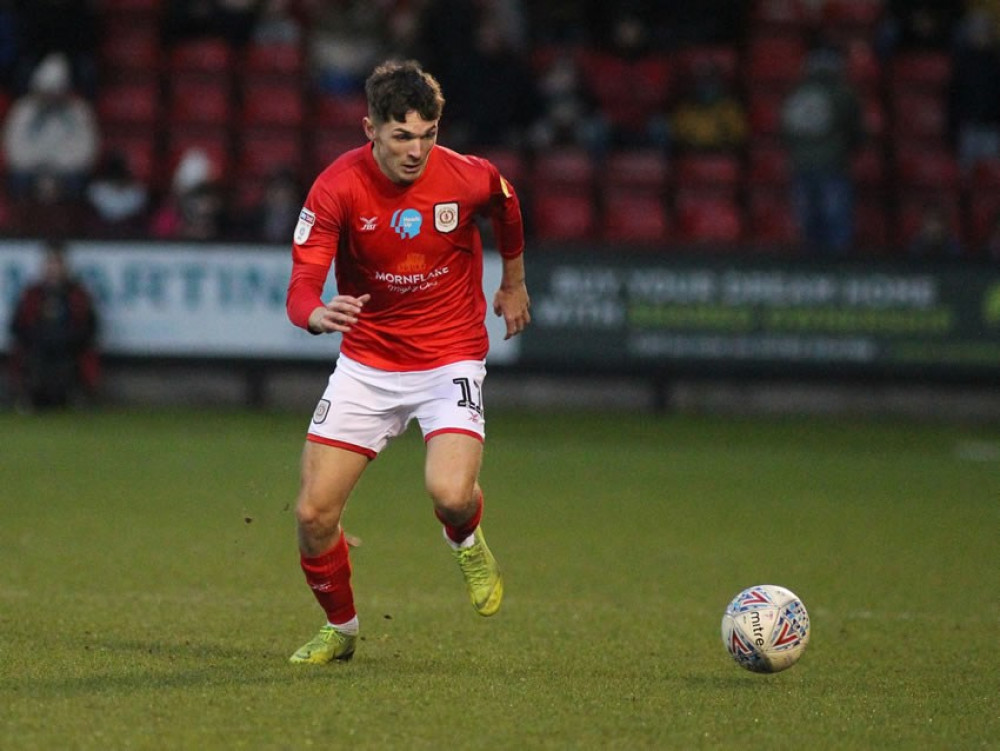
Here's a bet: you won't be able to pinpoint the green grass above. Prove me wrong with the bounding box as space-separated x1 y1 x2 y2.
1 408 998 749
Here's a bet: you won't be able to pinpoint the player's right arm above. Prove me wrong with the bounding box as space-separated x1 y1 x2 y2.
286 173 370 335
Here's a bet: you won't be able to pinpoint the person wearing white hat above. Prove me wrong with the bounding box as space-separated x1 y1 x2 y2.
2 52 100 200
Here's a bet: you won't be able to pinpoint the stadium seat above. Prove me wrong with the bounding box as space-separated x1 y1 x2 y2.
861 93 886 142
97 80 160 127
101 21 161 74
167 38 234 76
748 145 790 186
844 38 882 93
309 127 362 169
967 193 1000 249
577 50 673 133
748 190 799 247
603 148 670 192
240 81 304 128
745 34 807 88
243 41 304 79
313 93 369 130
822 0 883 31
674 154 742 202
851 146 886 189
601 189 670 244
530 147 595 190
674 195 744 245
235 127 303 181
530 192 597 242
478 148 527 188
854 197 890 251
894 147 959 190
890 91 947 142
895 193 963 247
889 52 951 92
168 77 232 125
748 91 786 139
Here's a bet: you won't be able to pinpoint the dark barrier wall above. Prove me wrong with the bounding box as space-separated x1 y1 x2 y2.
524 250 1000 380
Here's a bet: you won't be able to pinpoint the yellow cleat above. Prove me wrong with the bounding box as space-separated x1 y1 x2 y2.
452 527 503 616
289 624 356 664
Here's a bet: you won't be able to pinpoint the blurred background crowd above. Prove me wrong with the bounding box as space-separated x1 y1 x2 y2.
1 0 999 260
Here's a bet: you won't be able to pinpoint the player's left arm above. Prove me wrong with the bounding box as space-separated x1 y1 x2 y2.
493 252 530 340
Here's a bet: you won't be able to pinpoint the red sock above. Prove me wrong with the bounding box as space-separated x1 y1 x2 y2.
300 530 356 624
436 490 484 544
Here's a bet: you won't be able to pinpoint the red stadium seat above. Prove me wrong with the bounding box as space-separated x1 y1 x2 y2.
601 189 670 244
478 148 527 187
854 199 890 251
748 145 790 186
861 93 886 142
168 77 232 125
97 80 160 127
750 0 812 29
243 42 304 79
851 146 886 189
603 149 670 192
168 38 234 76
844 38 882 93
674 195 744 244
530 192 597 242
313 93 369 130
890 91 947 142
240 81 304 127
235 127 303 180
530 147 595 189
968 193 1000 248
746 34 807 87
822 0 884 30
748 91 786 138
747 191 798 247
895 192 963 246
889 52 951 91
101 21 161 73
309 127 362 170
578 51 673 132
894 147 959 189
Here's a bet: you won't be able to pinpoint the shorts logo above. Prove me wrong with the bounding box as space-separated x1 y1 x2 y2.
294 208 316 245
312 399 331 424
391 208 422 239
434 202 459 233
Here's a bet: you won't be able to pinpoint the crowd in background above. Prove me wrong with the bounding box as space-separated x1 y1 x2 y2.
1 0 999 260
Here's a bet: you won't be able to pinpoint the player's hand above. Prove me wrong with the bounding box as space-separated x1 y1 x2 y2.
308 294 371 334
493 281 530 340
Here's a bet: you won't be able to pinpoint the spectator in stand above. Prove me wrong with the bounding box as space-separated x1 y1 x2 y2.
907 201 963 258
2 52 100 201
8 239 100 411
150 148 230 241
305 0 386 95
780 44 865 255
668 60 747 154
12 0 99 98
528 47 609 157
84 151 150 238
251 0 302 45
242 167 302 243
948 10 1000 173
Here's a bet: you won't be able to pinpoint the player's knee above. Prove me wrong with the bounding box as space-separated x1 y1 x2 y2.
295 496 341 535
427 479 477 518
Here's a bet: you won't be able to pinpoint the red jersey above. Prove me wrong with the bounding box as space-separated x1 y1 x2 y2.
286 143 524 371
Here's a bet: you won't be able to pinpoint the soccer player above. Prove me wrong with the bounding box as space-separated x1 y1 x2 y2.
285 60 530 664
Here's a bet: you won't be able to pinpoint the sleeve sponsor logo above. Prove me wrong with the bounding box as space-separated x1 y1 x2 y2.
294 208 316 245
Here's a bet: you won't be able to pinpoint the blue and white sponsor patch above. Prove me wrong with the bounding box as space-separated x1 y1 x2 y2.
294 208 316 245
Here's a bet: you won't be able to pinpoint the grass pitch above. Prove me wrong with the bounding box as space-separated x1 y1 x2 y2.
1 407 997 749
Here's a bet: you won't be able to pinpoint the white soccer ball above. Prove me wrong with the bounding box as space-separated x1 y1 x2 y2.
721 584 810 673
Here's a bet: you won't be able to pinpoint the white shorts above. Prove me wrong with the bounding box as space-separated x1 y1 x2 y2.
307 355 487 458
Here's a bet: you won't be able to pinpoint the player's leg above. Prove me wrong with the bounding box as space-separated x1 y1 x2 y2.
290 441 369 664
426 432 503 616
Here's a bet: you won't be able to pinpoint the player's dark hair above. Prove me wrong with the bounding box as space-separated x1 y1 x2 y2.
365 60 445 125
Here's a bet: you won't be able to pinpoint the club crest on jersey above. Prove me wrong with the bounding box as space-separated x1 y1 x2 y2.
391 208 422 239
434 202 459 233
294 208 316 245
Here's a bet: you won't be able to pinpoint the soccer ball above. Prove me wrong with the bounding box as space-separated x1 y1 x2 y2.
721 584 810 673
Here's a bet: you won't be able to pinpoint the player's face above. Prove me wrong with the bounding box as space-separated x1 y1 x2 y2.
365 110 439 185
